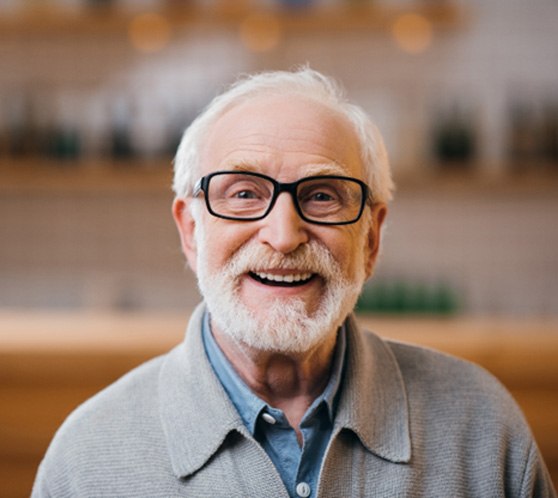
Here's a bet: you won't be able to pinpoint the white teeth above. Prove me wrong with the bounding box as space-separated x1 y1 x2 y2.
255 272 312 283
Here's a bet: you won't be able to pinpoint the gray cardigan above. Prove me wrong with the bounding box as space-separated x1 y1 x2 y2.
33 305 556 497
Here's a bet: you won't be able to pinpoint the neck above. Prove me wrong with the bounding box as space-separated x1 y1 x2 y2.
211 321 339 435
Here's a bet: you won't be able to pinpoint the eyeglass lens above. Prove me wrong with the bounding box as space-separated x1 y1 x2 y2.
206 172 364 223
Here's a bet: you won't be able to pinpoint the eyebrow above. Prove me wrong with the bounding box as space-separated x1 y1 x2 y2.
226 161 262 173
302 162 351 177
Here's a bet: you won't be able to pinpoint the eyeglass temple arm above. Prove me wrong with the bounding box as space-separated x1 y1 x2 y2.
192 178 204 197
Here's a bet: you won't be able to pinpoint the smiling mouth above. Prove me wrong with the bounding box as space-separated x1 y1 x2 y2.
249 271 315 287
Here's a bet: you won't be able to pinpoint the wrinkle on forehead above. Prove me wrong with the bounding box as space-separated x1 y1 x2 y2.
199 94 364 179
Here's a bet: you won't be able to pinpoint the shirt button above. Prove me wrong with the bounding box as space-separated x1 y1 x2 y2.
261 413 277 425
296 482 311 497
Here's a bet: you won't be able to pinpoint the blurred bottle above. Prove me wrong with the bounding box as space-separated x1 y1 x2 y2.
85 0 115 8
357 279 459 315
542 101 558 166
46 91 82 161
119 0 160 12
51 0 82 12
277 0 314 9
4 92 29 157
507 100 541 171
109 95 134 160
431 104 476 169
5 90 50 158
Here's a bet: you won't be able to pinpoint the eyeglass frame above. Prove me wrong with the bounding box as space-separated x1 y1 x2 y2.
192 170 371 226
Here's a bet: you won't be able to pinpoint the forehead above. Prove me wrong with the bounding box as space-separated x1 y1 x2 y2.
199 94 363 178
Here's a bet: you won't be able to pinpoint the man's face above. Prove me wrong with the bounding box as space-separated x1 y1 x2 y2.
174 94 386 353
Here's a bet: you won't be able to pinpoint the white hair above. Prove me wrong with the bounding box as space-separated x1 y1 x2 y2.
172 67 394 204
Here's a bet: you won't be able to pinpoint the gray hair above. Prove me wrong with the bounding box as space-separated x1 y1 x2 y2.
172 67 394 204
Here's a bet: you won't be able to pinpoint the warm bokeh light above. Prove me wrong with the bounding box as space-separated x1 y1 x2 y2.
128 12 172 54
239 12 282 53
391 13 433 54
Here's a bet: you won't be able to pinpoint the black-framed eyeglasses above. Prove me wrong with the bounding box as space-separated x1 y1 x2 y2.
193 171 370 226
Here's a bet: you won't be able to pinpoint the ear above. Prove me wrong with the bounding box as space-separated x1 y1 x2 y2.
364 203 387 279
172 198 199 274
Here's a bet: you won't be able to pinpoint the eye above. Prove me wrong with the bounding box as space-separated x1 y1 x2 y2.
309 191 335 202
232 189 258 199
226 182 266 200
299 185 341 204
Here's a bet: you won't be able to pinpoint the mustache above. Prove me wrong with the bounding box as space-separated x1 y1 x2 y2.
223 239 342 281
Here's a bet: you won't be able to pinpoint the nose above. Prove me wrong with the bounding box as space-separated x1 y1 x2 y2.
257 192 309 254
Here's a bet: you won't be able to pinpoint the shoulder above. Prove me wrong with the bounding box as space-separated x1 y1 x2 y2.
361 329 530 431
388 335 518 405
33 353 172 496
366 332 558 495
66 352 165 427
385 336 510 397
381 333 538 452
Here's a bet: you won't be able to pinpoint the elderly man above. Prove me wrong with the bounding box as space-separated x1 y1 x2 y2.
33 68 555 498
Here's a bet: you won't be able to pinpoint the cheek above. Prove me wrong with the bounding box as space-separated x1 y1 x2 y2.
329 224 365 258
320 234 361 277
201 220 256 269
340 235 368 280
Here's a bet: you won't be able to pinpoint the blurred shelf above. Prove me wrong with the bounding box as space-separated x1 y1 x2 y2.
1 309 557 378
0 158 173 193
3 158 558 196
394 167 558 196
0 2 465 38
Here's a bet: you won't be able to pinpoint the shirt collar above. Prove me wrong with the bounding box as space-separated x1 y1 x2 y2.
202 311 346 434
158 304 411 479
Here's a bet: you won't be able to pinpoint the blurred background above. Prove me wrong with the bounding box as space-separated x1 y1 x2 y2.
1 0 558 496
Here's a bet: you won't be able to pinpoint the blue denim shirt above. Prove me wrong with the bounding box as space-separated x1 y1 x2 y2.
202 312 346 498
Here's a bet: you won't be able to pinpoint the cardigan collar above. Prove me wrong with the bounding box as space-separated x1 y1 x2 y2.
159 304 411 478
334 314 411 463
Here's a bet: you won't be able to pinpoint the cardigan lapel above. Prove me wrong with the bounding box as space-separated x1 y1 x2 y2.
334 314 412 463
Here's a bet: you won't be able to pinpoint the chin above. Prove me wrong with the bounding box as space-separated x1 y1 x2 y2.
202 277 362 355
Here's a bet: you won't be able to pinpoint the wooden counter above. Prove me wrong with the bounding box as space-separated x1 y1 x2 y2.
1 311 557 497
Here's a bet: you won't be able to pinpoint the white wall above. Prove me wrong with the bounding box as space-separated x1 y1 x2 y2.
1 0 558 315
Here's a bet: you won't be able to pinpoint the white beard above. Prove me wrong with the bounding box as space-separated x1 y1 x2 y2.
194 220 367 354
